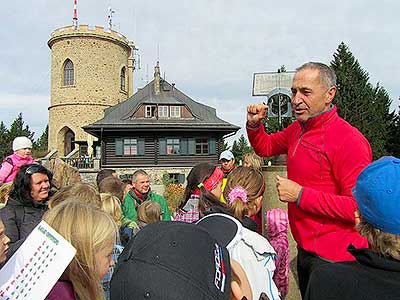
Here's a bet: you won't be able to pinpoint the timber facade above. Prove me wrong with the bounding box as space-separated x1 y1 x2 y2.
84 63 239 169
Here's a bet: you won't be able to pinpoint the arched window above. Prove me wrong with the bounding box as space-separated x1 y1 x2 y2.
63 59 74 86
120 67 126 91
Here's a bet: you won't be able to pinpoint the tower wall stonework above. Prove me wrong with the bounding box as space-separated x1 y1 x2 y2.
48 25 134 155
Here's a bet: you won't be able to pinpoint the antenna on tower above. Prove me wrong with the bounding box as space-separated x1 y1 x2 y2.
72 0 78 29
107 7 116 30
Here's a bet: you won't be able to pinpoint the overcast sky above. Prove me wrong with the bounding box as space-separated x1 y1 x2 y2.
1 0 399 142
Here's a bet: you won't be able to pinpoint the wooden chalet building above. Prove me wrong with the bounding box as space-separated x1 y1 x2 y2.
83 63 240 170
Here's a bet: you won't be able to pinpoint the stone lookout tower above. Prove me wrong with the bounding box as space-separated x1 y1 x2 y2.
47 24 135 157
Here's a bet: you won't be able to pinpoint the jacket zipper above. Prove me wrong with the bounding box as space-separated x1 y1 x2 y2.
292 124 306 157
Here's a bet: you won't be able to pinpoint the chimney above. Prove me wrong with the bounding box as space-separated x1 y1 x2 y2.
154 61 161 95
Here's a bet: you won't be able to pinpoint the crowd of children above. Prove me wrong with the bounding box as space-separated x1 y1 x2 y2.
0 136 399 300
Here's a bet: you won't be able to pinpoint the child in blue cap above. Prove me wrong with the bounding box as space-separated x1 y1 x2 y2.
305 156 400 300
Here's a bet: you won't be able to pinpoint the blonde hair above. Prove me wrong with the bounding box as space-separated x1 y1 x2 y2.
137 201 162 225
43 201 118 300
100 193 122 227
357 219 400 261
243 152 264 170
48 183 101 209
223 167 265 221
0 182 13 204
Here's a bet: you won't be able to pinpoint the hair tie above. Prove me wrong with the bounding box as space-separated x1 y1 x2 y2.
197 183 204 189
228 186 248 204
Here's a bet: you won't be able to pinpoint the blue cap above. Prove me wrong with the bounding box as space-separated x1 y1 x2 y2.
353 156 400 235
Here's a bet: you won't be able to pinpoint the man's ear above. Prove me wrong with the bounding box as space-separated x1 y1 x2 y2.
325 85 336 104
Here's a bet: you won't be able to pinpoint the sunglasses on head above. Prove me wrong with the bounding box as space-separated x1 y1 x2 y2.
25 164 42 175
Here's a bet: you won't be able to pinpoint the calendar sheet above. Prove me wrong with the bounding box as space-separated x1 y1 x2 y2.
0 220 76 300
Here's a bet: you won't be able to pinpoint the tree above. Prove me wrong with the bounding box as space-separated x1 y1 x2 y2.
33 125 49 158
231 134 252 164
330 42 393 159
8 113 34 142
386 104 400 157
0 114 35 161
0 122 9 161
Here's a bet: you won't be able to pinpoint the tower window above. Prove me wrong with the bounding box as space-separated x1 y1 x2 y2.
120 67 126 91
63 59 74 86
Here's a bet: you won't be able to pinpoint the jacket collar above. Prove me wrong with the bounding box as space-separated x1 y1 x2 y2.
300 104 337 130
348 244 400 272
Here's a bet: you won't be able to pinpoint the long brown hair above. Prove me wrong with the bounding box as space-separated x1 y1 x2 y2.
224 166 265 221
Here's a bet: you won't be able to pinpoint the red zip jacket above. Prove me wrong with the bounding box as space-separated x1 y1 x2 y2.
247 106 372 262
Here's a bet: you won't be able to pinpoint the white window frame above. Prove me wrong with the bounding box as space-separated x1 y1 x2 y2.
123 138 138 155
158 106 169 118
170 106 181 118
166 138 180 155
145 105 156 118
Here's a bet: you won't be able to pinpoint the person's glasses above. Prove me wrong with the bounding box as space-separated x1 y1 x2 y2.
25 164 42 175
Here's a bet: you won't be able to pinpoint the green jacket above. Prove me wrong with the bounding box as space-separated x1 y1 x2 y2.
122 190 171 222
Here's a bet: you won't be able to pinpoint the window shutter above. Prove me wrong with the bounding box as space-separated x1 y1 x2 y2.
159 138 166 155
188 138 195 155
209 137 216 155
138 139 145 155
180 138 188 155
115 138 123 156
178 174 185 184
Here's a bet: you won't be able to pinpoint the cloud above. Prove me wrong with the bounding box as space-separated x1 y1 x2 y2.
0 93 49 139
0 0 398 145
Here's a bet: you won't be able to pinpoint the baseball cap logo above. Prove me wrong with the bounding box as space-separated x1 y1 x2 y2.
214 243 226 293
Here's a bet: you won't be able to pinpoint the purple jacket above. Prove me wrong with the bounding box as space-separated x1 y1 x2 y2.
46 281 75 300
0 153 34 184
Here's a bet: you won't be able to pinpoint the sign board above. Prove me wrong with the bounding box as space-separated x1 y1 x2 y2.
252 71 295 97
0 221 76 300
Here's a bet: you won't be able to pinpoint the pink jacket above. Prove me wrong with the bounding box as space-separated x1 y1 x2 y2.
0 153 34 184
248 106 372 262
266 209 289 299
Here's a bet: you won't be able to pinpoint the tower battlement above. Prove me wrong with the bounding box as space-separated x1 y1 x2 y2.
48 24 132 49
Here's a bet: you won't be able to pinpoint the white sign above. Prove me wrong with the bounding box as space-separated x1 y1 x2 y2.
252 72 295 96
0 221 76 300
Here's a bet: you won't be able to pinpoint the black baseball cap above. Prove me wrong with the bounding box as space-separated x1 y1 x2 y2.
110 221 231 300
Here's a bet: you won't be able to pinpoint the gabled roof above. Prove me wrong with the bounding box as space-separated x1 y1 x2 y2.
84 78 240 136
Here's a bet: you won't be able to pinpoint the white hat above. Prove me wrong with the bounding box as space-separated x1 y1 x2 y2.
219 150 234 161
12 136 33 151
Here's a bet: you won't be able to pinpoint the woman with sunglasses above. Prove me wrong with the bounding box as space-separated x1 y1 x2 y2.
0 163 52 261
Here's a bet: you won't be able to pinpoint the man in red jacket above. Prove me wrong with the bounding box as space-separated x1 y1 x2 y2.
247 62 372 298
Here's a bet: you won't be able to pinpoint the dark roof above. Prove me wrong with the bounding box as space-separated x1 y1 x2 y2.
84 79 240 136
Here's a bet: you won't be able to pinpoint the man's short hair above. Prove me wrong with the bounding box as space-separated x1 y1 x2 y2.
131 169 149 183
96 169 116 187
296 62 337 89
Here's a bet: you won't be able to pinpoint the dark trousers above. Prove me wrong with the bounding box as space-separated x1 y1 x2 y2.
297 247 332 299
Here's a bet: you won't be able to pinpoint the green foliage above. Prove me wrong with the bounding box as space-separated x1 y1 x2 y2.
8 113 35 142
32 125 49 158
330 42 394 159
386 105 400 157
0 122 9 161
231 134 252 164
0 114 48 161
